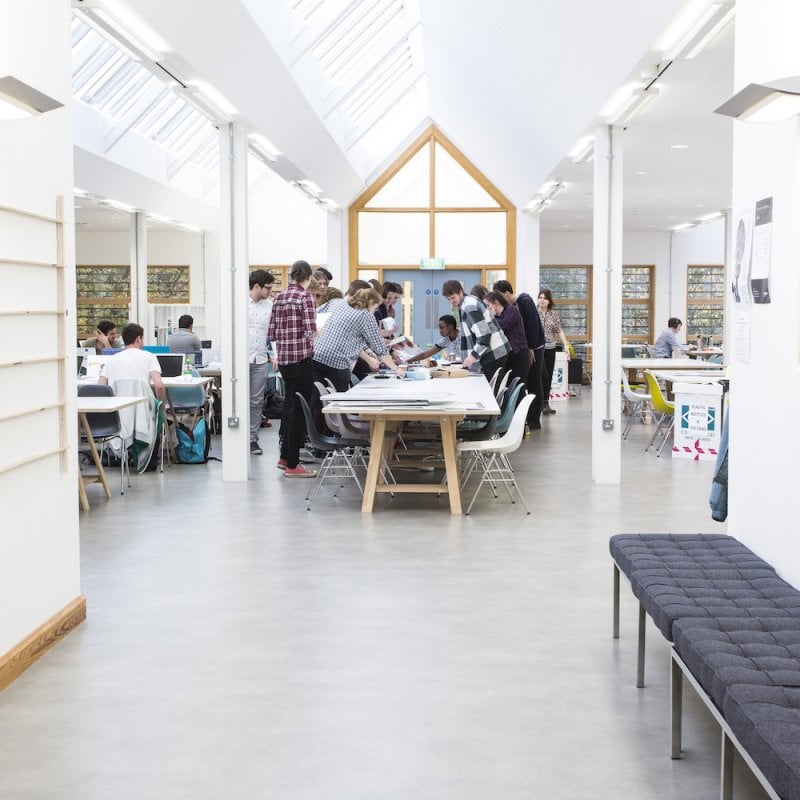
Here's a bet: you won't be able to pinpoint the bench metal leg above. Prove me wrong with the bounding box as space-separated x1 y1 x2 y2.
637 603 646 688
721 731 734 800
671 655 683 758
613 564 620 638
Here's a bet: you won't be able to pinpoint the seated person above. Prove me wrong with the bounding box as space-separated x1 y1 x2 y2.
167 314 202 354
84 319 123 354
406 315 461 364
653 317 686 358
100 322 166 401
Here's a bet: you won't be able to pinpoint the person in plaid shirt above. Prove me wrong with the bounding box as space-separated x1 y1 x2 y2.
268 260 317 478
442 279 510 380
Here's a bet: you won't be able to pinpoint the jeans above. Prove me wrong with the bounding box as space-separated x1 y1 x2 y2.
249 361 269 443
278 357 315 469
527 347 545 424
541 347 556 406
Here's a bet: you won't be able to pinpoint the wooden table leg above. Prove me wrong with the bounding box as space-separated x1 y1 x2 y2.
78 473 90 512
80 412 111 499
362 416 387 513
440 416 462 515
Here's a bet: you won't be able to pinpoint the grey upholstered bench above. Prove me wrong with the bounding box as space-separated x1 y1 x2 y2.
610 533 785 686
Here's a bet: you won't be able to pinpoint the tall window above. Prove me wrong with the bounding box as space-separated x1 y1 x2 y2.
539 266 591 340
622 265 654 342
76 265 130 336
349 125 515 286
147 265 190 304
686 265 725 336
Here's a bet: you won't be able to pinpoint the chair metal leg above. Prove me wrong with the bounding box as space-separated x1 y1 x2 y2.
622 400 641 439
671 655 683 758
612 564 620 639
637 603 646 688
656 416 675 457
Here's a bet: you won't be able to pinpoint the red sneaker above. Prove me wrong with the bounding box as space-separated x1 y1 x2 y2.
276 458 288 470
284 465 317 478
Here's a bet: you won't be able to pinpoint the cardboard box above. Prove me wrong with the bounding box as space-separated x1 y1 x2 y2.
431 367 471 379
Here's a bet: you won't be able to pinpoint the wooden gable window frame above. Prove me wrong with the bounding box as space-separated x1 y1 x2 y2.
686 264 725 337
348 124 516 287
622 264 655 343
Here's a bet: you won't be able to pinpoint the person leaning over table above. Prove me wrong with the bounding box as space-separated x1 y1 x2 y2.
537 288 570 415
405 315 461 364
442 279 510 381
99 322 166 401
84 319 123 354
267 259 318 479
312 287 403 392
485 291 530 387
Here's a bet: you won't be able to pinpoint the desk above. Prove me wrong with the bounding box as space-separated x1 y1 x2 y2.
324 375 500 514
78 396 146 511
621 358 724 385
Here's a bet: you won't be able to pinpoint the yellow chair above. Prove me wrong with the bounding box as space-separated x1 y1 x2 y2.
644 370 674 457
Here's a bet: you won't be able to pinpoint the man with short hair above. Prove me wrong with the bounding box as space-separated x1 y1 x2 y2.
248 269 276 455
493 279 545 430
85 319 123 354
653 317 684 358
168 314 202 354
442 279 510 380
100 323 165 401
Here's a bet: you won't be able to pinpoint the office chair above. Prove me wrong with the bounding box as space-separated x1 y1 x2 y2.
77 384 129 494
621 367 652 440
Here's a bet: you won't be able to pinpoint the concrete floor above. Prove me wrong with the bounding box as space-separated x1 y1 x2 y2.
0 391 767 800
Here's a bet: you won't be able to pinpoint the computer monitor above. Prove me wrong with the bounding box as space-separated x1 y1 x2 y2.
188 351 203 367
157 353 186 378
77 355 83 375
201 340 212 348
101 348 124 355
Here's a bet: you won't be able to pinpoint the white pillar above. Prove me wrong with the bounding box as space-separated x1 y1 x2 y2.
591 123 623 484
726 0 800 584
130 211 146 330
219 122 250 481
515 210 540 294
326 210 347 287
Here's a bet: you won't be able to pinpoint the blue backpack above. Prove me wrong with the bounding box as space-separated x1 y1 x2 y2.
175 418 211 464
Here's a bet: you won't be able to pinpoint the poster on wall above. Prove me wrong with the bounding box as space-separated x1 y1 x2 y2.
671 382 723 462
750 196 773 304
731 209 753 363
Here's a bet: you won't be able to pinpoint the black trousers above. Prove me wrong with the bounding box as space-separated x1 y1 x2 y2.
527 347 545 425
541 348 557 407
278 357 315 469
507 348 530 389
480 354 508 383
311 360 351 435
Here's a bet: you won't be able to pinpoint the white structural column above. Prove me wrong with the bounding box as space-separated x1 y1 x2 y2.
130 211 146 326
219 122 251 481
727 0 800 585
515 210 540 293
591 124 623 483
326 210 347 287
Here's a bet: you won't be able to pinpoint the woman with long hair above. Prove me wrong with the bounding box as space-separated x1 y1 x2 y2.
537 288 570 415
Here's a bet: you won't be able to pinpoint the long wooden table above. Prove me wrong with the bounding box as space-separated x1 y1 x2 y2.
323 374 500 514
621 357 724 385
77 395 146 511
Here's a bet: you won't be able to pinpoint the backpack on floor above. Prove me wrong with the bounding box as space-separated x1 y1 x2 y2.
264 391 284 419
175 418 211 464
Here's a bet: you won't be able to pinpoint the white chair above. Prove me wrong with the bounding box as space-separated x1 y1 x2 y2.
493 369 512 401
456 394 534 515
620 368 651 440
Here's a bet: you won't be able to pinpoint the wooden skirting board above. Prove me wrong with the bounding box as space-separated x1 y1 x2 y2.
0 596 86 693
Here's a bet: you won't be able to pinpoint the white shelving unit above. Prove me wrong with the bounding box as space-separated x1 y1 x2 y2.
148 304 206 346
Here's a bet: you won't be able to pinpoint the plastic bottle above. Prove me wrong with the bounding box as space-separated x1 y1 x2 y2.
183 354 194 380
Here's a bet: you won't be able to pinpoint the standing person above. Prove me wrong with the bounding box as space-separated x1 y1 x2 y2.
312 270 329 291
653 317 685 357
84 319 123 353
537 288 570 415
268 260 317 478
375 281 403 339
442 279 510 380
312 288 402 392
485 291 529 387
493 279 545 430
248 269 275 455
167 315 202 354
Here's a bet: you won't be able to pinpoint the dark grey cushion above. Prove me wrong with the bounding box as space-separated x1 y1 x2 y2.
673 617 800 709
609 534 768 581
723 684 800 800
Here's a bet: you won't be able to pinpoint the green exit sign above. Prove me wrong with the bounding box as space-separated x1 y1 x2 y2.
420 257 445 270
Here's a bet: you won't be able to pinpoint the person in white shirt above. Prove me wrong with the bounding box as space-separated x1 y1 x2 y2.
99 322 166 400
248 269 275 455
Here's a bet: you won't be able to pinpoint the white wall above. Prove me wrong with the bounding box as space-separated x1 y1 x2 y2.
727 0 800 586
247 158 328 267
0 0 81 655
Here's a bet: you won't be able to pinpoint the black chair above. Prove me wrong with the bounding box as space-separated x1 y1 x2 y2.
77 384 130 494
296 393 367 510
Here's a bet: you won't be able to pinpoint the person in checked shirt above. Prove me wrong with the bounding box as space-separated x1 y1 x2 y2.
267 260 318 478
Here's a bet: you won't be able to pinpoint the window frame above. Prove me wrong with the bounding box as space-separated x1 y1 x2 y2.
76 264 131 337
538 265 592 342
621 264 654 343
686 264 725 337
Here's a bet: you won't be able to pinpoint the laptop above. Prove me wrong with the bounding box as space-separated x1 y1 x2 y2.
157 353 186 378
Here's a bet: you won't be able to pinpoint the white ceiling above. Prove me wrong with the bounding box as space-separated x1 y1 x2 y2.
77 0 736 234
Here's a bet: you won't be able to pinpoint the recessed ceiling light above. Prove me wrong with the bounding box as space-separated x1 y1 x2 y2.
695 203 704 208
635 170 648 175
573 215 584 220
669 144 689 149
561 224 571 228
668 215 678 219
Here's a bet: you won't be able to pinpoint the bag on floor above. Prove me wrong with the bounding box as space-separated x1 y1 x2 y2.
175 418 211 464
264 391 284 419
